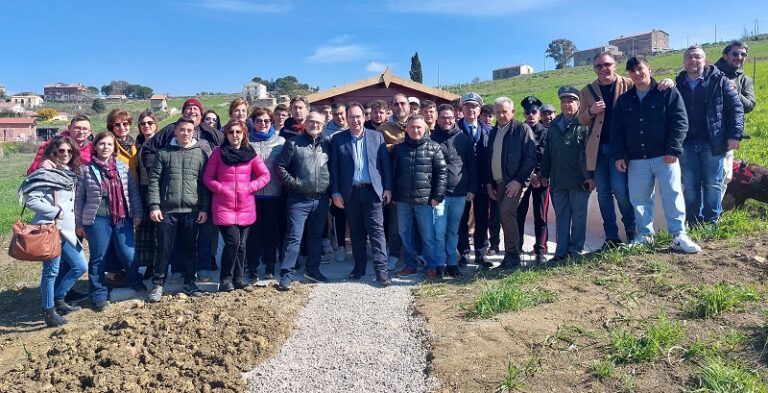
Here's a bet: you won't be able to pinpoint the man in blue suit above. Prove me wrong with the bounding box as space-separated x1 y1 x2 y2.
330 102 393 286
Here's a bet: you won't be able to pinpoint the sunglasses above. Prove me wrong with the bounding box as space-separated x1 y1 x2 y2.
593 62 614 69
227 130 244 135
139 121 155 127
112 122 130 128
204 117 217 122
524 110 539 115
730 51 748 58
439 116 455 121
253 119 271 124
56 148 72 155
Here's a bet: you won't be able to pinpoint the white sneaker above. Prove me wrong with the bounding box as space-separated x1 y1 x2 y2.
672 233 701 254
627 235 653 249
322 239 334 254
387 255 399 271
334 247 346 262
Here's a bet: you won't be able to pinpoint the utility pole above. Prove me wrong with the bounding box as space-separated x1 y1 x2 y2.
437 64 441 89
714 24 717 43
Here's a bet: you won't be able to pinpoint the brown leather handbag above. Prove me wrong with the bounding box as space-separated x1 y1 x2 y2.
8 192 62 262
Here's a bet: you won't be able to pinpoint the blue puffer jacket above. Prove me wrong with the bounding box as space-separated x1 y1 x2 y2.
674 64 744 155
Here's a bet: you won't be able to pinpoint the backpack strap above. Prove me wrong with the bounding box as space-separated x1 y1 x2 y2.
586 83 601 102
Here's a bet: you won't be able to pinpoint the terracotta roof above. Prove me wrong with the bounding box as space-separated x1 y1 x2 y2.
0 117 36 125
306 67 459 104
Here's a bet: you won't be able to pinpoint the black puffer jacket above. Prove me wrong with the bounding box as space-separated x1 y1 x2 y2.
275 132 330 199
431 124 477 196
392 135 447 205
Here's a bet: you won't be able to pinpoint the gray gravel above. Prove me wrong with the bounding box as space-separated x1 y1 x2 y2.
243 281 434 392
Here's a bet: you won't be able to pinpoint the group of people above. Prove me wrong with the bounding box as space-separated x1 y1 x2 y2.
18 40 755 327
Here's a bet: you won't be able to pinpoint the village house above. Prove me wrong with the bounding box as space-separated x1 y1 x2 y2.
44 83 90 102
0 117 37 142
150 95 168 113
10 94 44 109
492 64 534 80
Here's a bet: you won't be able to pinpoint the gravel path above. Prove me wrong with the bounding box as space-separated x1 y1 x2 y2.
243 280 434 392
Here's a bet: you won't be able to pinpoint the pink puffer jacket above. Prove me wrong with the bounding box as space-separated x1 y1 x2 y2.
203 148 270 226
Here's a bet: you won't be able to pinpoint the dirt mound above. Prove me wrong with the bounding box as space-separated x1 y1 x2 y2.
0 285 309 393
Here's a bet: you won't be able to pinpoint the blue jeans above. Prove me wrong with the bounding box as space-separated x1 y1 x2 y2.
627 157 687 238
434 196 467 267
397 203 438 270
680 141 725 225
41 240 87 309
595 144 636 241
280 196 329 282
551 189 590 257
84 216 141 303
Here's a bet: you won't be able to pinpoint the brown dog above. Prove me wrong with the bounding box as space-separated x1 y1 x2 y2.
723 160 768 210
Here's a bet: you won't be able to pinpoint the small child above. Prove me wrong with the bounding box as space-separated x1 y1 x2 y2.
147 118 211 302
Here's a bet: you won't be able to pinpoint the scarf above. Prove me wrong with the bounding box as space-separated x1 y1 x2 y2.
220 143 257 166
116 135 135 152
283 117 305 134
249 122 276 142
18 167 76 201
91 157 126 227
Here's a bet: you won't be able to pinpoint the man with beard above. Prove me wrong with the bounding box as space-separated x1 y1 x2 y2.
280 96 310 140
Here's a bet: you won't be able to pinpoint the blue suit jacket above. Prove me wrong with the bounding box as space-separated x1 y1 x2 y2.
330 129 392 203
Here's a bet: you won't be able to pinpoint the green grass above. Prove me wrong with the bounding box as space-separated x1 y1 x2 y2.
590 360 616 381
466 282 556 319
609 312 685 363
685 282 760 319
494 362 525 393
0 153 35 235
688 358 768 393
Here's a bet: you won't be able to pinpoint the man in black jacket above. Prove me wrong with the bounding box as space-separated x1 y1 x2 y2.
392 115 447 281
280 96 310 140
275 111 331 290
611 56 700 254
485 97 537 268
431 105 477 277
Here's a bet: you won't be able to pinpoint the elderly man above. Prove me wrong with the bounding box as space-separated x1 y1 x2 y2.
674 46 744 226
330 102 392 285
715 40 756 199
485 97 537 268
431 104 477 277
517 96 550 264
456 92 495 267
540 87 594 262
611 56 700 253
280 96 311 140
392 115 447 281
275 111 332 290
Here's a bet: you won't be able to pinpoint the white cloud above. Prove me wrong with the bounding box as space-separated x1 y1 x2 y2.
306 37 378 64
192 0 293 14
365 62 390 73
385 0 553 16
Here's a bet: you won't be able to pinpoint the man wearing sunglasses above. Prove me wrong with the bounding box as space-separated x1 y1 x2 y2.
578 52 674 249
715 40 756 200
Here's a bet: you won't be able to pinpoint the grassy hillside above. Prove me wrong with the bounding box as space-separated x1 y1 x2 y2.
448 38 768 166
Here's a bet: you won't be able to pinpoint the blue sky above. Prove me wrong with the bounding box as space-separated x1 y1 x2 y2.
3 0 764 96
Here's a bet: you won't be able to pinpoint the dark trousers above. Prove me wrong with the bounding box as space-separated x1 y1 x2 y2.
153 212 198 286
280 196 329 281
458 193 491 255
247 197 282 276
516 185 550 254
488 198 501 249
329 204 347 248
384 202 402 257
497 183 523 254
219 225 249 284
346 186 388 275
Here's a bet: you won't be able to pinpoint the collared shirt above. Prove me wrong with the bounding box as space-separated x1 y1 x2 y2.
467 121 478 142
491 122 512 183
351 131 372 185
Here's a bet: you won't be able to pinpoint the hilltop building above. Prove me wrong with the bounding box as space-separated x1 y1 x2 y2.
10 94 44 108
492 64 534 81
150 95 169 113
243 82 268 103
306 67 459 108
573 45 623 66
44 83 89 102
609 29 669 57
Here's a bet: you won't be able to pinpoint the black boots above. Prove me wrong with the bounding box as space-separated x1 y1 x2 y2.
43 307 68 327
54 298 81 314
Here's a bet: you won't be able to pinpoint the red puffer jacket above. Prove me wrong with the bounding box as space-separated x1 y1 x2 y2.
203 147 270 226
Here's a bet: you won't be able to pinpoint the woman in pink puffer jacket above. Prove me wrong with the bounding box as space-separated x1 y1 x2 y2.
203 119 270 291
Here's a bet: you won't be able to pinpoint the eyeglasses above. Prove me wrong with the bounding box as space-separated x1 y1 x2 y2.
56 148 72 155
254 119 271 124
307 120 324 125
524 110 539 115
139 121 155 127
227 130 243 135
204 117 217 122
438 116 455 121
593 62 614 69
112 122 130 128
71 126 90 132
730 51 748 58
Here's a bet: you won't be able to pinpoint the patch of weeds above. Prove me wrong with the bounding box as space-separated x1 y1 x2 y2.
590 360 616 381
609 312 684 363
593 276 613 286
494 354 539 393
688 358 768 393
685 282 760 319
644 258 669 274
466 284 557 319
414 283 448 298
684 339 719 361
617 371 636 392
721 330 747 353
690 208 768 241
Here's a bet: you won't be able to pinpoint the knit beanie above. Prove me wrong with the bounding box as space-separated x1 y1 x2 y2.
183 98 203 113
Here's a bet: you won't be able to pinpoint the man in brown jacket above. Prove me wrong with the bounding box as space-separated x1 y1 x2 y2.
578 51 674 248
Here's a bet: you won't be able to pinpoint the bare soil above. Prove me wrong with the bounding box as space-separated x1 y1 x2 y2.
415 235 768 392
0 248 310 393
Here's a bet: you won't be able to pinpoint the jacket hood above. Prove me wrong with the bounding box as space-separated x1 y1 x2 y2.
675 64 722 84
170 137 200 149
714 57 743 78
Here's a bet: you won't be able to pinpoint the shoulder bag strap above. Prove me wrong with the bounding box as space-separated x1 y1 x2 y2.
586 84 601 102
